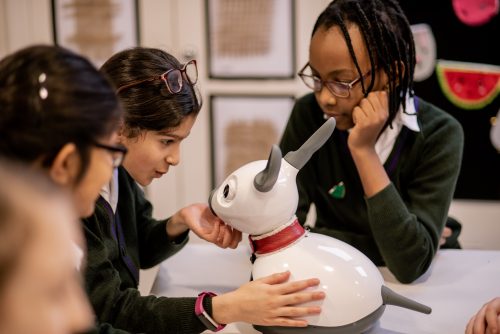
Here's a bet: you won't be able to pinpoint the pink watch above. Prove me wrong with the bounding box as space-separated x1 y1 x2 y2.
195 292 226 332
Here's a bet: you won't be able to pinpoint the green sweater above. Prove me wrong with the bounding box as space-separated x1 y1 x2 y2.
280 94 464 283
82 167 210 334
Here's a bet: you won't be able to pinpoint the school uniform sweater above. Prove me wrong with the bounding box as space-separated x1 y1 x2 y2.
82 167 210 334
280 93 464 283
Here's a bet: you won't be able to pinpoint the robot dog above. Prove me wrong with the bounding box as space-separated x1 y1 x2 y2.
209 118 431 333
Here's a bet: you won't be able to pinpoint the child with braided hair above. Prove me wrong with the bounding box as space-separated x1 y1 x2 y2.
280 0 464 283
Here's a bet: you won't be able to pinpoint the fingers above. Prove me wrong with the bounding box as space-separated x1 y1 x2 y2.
439 227 453 246
184 204 241 249
217 223 226 242
218 224 232 248
360 91 388 122
278 291 326 312
234 273 325 328
439 237 446 246
472 305 487 334
213 224 242 249
465 316 474 334
258 271 291 285
352 91 388 128
258 272 322 296
276 277 321 295
466 298 500 334
442 226 453 238
254 307 321 327
359 96 375 116
264 274 325 314
228 229 242 249
207 219 221 241
484 301 500 333
255 293 324 328
373 91 387 108
352 106 364 125
274 304 322 318
263 317 309 327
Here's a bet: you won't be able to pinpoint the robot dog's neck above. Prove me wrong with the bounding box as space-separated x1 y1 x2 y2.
249 216 305 256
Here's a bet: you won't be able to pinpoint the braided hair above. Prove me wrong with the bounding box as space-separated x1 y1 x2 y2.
313 0 416 125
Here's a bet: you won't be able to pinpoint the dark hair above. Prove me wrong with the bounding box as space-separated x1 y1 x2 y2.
0 45 121 181
100 47 201 137
313 0 416 125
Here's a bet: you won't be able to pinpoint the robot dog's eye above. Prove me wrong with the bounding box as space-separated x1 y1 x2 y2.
221 177 236 202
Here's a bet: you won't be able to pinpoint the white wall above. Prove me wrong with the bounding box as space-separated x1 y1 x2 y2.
449 200 499 249
0 0 498 253
0 0 52 58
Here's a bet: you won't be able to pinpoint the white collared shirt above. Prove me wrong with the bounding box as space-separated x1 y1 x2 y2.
73 169 120 271
100 168 119 213
72 242 84 271
375 96 420 164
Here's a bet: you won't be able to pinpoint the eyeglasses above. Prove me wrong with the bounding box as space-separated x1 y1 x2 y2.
298 63 373 98
93 142 128 168
116 59 198 95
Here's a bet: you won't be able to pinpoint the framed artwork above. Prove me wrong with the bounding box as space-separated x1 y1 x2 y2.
210 95 295 187
52 0 139 67
205 0 295 79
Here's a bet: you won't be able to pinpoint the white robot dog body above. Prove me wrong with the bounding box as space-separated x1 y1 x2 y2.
209 118 431 333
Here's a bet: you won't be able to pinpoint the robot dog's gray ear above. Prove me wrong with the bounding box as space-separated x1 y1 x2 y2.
284 117 336 170
254 145 282 193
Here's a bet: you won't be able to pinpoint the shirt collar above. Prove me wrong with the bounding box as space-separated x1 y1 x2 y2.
100 168 119 213
374 95 420 164
396 95 420 132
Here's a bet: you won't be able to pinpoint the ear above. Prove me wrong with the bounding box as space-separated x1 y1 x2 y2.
48 143 81 186
390 61 406 87
117 124 139 145
117 124 126 141
379 61 406 90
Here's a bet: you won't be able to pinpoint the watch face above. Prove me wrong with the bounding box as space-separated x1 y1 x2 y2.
411 23 437 82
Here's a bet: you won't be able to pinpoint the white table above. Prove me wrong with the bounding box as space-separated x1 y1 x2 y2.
151 240 500 334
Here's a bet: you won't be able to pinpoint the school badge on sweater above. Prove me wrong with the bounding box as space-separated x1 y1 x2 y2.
328 181 346 199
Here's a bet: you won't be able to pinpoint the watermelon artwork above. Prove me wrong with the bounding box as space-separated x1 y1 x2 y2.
436 60 500 110
452 0 499 26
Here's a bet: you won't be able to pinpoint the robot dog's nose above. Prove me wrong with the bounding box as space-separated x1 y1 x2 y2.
208 190 218 217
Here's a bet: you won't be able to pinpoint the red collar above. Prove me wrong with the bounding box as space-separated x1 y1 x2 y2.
249 219 305 256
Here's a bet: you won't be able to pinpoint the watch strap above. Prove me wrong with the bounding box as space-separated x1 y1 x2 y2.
195 292 225 332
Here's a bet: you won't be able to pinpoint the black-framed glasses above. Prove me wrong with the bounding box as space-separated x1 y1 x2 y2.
116 59 198 95
298 63 373 98
93 142 128 168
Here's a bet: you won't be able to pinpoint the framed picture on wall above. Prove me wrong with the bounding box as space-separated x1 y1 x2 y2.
205 0 295 79
52 0 139 67
210 94 295 187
